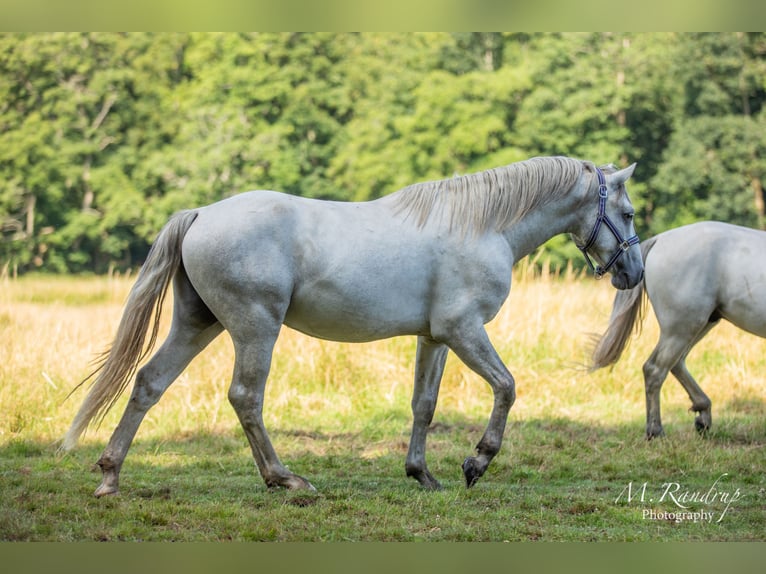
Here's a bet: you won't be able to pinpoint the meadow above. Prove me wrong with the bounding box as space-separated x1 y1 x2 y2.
0 263 763 541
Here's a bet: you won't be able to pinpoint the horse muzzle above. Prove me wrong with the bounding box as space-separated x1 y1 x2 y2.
610 263 644 290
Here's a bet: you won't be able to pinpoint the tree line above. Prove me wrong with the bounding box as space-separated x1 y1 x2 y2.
2 32 765 274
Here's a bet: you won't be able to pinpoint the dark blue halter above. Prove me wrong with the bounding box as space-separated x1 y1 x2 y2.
576 168 639 279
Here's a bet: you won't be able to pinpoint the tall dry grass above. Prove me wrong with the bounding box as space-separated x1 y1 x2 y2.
1 261 764 451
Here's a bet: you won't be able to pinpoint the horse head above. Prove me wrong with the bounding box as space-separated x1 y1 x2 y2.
573 162 643 290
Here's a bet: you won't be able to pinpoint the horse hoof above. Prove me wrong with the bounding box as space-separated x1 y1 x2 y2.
93 471 120 497
94 483 119 497
419 474 442 491
646 430 664 441
270 474 316 491
290 479 317 492
461 457 483 488
407 468 442 490
694 417 711 435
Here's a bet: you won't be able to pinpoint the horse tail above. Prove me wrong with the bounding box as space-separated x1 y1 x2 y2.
61 210 199 451
589 236 658 370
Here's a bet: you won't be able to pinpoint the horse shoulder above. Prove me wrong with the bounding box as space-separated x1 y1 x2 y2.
429 235 513 328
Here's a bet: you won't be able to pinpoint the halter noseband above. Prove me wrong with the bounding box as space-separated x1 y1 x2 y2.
576 168 639 279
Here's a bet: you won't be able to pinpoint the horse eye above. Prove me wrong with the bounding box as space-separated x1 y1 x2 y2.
624 212 634 221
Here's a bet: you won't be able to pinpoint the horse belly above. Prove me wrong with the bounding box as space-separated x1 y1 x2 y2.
719 271 766 337
284 280 430 342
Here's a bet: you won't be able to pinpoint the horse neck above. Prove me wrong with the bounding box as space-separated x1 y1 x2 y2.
500 187 587 260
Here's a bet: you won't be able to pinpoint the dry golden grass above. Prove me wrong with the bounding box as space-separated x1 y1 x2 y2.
1 261 764 450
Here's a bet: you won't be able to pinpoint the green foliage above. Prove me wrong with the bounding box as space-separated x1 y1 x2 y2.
2 33 766 273
650 115 766 232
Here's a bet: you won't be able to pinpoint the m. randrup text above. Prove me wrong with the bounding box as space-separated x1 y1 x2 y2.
614 473 742 523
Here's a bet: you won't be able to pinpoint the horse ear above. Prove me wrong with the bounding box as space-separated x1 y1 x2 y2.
610 162 636 185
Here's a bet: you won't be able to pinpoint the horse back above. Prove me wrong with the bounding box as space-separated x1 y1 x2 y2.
645 221 766 337
178 190 513 342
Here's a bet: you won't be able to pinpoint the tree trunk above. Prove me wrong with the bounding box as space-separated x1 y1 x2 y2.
24 194 35 237
752 176 765 229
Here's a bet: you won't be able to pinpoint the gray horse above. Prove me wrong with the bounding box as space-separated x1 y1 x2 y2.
63 156 642 496
592 221 766 438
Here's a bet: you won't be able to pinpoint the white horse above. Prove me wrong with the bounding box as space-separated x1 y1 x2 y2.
591 221 766 438
63 156 642 496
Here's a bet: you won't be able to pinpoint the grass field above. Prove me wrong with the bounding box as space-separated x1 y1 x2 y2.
0 264 764 541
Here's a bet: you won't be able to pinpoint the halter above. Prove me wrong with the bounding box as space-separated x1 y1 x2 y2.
576 168 639 279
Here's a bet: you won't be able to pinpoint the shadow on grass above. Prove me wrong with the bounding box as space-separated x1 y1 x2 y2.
1 407 763 541
3 403 763 490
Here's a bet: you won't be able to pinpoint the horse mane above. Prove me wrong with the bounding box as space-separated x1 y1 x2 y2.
391 156 586 234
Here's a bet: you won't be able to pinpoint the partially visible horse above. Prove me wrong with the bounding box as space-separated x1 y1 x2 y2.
63 156 642 496
591 221 766 438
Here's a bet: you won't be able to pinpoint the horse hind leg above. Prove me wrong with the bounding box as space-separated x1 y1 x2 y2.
94 273 223 497
643 318 714 439
643 336 684 440
227 306 315 491
669 318 716 435
671 358 712 434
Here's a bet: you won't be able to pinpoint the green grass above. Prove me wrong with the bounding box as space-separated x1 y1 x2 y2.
0 273 764 541
2 417 763 541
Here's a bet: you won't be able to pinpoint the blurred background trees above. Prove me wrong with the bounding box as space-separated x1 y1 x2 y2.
2 32 765 274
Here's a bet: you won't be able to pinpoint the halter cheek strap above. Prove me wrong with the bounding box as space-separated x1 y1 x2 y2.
577 168 639 279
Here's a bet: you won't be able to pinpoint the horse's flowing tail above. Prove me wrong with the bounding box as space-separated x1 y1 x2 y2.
589 236 657 370
61 210 199 451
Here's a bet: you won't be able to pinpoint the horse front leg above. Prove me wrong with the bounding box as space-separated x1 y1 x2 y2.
405 336 448 490
440 325 515 488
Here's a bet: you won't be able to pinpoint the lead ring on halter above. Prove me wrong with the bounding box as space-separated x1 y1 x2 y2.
576 167 639 279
